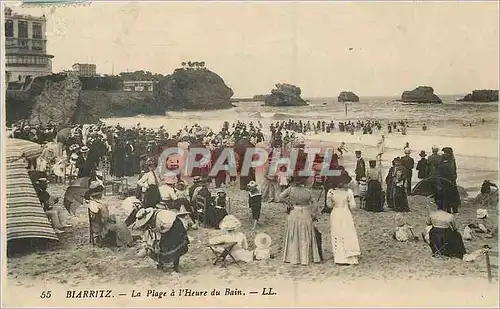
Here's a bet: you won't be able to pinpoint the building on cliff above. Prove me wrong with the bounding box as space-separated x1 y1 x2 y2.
123 80 154 92
4 7 54 83
72 63 97 77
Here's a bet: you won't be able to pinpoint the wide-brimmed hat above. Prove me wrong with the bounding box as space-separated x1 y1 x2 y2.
133 208 156 229
163 176 178 185
84 185 104 200
476 209 488 219
254 233 272 249
80 146 90 153
247 181 258 189
177 205 191 216
69 144 80 152
419 150 427 157
219 215 241 231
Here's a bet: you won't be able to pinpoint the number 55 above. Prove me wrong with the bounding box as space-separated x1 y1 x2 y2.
40 291 51 299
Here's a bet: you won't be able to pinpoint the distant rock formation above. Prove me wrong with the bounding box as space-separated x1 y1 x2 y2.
156 68 233 111
401 86 442 104
264 83 308 107
252 94 268 101
337 91 359 102
457 90 499 102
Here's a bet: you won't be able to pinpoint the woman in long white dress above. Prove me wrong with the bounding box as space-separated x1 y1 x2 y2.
326 171 361 265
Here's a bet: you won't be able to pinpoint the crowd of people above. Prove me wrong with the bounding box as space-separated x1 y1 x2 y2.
9 115 495 275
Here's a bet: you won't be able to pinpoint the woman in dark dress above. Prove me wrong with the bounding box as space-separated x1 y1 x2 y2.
365 160 384 212
385 158 398 209
392 158 410 212
247 181 262 230
426 202 466 259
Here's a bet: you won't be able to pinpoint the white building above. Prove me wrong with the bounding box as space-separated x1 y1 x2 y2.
123 80 154 92
4 7 54 83
72 63 97 77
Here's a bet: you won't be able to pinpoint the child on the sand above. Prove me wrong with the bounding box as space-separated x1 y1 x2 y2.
209 215 253 262
393 214 417 242
247 181 262 230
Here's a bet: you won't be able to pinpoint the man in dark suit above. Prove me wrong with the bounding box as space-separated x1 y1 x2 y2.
354 150 366 182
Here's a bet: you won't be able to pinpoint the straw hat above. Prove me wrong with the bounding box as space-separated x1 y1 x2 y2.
404 147 411 154
219 215 241 231
88 201 100 213
177 205 191 216
247 181 258 189
69 144 80 152
254 233 272 249
80 146 90 153
476 209 488 219
133 208 156 229
163 176 178 185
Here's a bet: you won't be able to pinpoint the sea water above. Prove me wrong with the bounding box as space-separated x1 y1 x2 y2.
103 95 499 197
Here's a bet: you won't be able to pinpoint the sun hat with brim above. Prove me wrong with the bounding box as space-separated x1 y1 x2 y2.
69 144 80 152
88 201 100 213
80 146 90 153
133 208 156 229
176 205 191 216
476 209 488 219
254 233 272 249
404 147 411 154
247 181 258 189
219 215 241 231
163 176 178 185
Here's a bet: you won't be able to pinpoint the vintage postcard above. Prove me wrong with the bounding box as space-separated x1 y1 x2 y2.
1 0 499 307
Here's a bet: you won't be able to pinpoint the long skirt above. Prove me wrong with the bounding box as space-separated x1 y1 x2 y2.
428 227 466 259
393 186 410 212
283 207 321 265
144 185 161 208
159 218 189 264
260 179 281 202
365 180 384 212
205 206 228 228
330 207 361 264
386 183 394 208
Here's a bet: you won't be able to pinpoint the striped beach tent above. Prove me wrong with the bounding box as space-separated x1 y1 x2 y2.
5 138 58 242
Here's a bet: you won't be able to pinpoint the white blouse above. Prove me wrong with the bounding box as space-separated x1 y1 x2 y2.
137 171 160 189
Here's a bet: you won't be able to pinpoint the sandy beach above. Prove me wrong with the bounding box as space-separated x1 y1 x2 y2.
6 166 499 306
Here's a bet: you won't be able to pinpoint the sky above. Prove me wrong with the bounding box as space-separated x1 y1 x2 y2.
6 1 499 97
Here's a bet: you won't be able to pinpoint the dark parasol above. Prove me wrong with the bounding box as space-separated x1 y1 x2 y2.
411 177 461 209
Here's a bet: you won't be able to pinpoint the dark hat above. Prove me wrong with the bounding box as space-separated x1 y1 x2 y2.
355 150 361 154
368 159 376 164
419 150 427 157
84 185 104 200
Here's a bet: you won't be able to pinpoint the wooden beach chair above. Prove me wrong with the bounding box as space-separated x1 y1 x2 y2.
207 241 239 267
484 247 498 283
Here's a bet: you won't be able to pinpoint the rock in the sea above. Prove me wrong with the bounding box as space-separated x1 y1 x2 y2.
457 90 499 103
401 86 442 104
337 91 359 102
264 83 308 107
156 68 233 110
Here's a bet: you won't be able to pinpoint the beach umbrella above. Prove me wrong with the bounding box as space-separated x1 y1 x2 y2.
411 177 461 208
6 138 43 162
56 127 72 144
63 176 91 215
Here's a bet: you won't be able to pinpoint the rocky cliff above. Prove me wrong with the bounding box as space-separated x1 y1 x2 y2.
155 68 233 110
401 86 442 104
337 91 359 102
457 90 499 102
264 83 308 107
6 68 233 124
